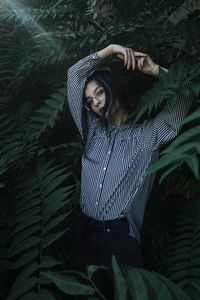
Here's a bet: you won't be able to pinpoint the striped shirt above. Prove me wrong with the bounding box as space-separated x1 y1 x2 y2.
67 52 193 244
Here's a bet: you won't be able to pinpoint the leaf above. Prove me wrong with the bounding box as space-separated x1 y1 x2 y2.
14 207 41 223
162 126 200 153
125 268 151 300
10 215 41 238
43 213 70 234
169 270 188 282
171 232 193 244
168 253 190 264
8 236 40 257
138 270 173 299
41 272 95 295
40 256 62 268
36 288 58 300
11 225 40 249
42 173 72 198
7 277 37 300
112 256 127 300
14 249 39 269
42 229 68 249
170 261 190 273
86 265 107 278
14 198 41 217
181 107 200 126
159 163 182 183
186 156 200 179
10 263 38 292
0 182 5 188
18 292 37 300
153 272 191 299
189 268 200 279
189 280 200 298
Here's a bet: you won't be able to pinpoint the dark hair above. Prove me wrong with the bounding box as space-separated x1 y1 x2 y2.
82 70 142 142
84 70 141 115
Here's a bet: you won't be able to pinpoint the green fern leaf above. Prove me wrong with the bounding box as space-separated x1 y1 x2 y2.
170 262 190 273
14 250 39 269
185 156 200 179
15 198 41 217
14 207 41 224
6 277 38 300
11 225 40 249
42 229 68 250
112 256 127 300
41 271 95 295
153 272 191 299
16 292 37 300
8 236 40 258
40 256 62 268
181 107 200 126
10 263 38 292
43 213 70 234
10 215 41 238
125 268 151 299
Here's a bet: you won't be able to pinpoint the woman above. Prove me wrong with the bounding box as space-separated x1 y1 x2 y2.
67 44 193 273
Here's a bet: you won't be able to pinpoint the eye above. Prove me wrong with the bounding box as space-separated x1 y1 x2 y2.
97 89 104 96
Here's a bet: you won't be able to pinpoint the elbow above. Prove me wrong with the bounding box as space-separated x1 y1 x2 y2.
164 126 180 143
67 66 74 78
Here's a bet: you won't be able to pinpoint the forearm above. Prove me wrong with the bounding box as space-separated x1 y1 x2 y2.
97 44 113 60
67 52 103 137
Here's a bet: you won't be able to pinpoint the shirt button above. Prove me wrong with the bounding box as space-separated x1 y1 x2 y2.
95 202 98 205
99 184 102 188
103 167 106 171
108 151 111 154
107 228 110 232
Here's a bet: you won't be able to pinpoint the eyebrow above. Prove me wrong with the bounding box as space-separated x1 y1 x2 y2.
85 86 103 100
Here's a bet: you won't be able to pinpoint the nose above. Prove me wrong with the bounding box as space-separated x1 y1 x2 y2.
93 98 101 107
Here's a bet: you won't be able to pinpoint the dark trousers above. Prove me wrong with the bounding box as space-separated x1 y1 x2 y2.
67 205 144 298
68 208 144 300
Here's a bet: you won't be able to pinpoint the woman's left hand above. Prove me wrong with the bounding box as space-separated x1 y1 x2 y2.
114 45 159 76
133 51 159 76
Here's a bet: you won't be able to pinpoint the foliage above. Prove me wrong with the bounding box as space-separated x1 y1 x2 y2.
0 0 199 299
5 158 74 300
168 200 200 299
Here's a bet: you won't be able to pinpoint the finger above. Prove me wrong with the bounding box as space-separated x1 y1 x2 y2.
137 56 146 71
124 49 128 67
134 51 148 57
140 57 145 70
127 49 132 70
130 49 135 70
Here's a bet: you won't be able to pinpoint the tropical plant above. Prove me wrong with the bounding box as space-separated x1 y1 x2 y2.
0 0 200 299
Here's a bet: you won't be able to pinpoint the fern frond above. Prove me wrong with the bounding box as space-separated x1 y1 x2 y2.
30 86 66 140
6 158 74 300
168 201 200 298
135 63 200 123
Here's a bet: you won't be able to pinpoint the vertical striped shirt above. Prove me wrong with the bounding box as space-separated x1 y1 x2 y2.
67 52 193 244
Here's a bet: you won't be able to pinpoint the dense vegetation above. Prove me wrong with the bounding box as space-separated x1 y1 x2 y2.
0 0 199 299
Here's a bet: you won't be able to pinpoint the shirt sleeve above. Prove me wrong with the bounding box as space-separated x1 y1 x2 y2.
67 52 103 138
143 68 194 151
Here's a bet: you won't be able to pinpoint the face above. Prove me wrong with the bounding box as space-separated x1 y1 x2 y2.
84 80 106 117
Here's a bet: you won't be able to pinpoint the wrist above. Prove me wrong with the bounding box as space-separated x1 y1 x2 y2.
151 64 159 76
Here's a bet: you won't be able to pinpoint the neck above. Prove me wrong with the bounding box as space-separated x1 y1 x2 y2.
109 106 129 126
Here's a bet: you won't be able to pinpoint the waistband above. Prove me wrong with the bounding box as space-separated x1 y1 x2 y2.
76 204 127 227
